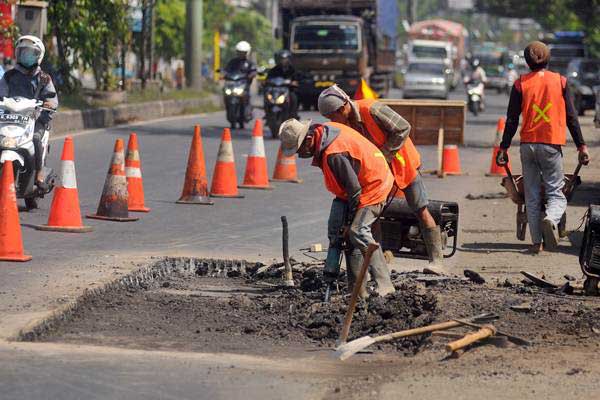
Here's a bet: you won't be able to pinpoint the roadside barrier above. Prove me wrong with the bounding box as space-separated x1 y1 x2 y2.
487 117 511 176
126 133 151 212
177 125 214 205
271 146 302 183
87 138 139 222
210 128 244 198
239 119 272 190
442 144 462 175
35 137 92 233
0 161 32 262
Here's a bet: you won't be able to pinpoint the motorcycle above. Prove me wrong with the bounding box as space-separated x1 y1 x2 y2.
223 72 252 130
0 97 56 210
263 77 295 139
466 80 484 116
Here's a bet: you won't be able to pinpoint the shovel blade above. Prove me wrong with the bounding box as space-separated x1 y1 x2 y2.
334 336 376 361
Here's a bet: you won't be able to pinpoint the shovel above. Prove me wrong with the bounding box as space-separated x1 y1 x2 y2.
334 313 498 361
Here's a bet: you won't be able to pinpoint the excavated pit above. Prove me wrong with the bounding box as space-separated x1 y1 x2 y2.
21 257 600 358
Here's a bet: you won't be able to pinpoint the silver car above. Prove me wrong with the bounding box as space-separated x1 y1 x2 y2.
402 61 449 100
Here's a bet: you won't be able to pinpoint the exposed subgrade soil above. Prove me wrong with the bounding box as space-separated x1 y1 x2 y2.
30 259 600 360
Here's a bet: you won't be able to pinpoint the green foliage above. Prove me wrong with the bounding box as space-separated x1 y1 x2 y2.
225 9 278 65
475 0 600 57
203 0 233 52
48 0 129 92
155 0 185 60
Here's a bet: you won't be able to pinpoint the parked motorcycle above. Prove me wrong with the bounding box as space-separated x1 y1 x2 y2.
223 72 252 130
466 80 484 116
263 77 295 138
0 97 56 210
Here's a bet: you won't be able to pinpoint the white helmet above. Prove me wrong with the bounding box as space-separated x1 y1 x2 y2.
15 35 45 68
235 41 251 54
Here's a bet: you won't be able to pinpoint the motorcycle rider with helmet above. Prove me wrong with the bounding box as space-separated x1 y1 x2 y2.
224 41 257 121
464 58 487 110
266 50 299 118
0 35 58 191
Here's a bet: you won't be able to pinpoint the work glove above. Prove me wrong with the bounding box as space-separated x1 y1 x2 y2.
578 145 590 166
496 148 509 166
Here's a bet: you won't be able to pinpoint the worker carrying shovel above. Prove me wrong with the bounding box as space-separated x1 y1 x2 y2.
279 118 396 298
317 85 448 275
497 41 590 254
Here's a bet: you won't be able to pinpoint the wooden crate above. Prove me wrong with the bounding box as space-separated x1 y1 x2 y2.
380 99 466 145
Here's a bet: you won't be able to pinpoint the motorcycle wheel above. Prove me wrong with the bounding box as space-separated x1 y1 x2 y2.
25 197 38 211
230 122 236 130
472 102 479 116
238 122 244 130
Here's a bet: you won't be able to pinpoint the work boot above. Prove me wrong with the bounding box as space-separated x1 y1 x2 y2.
345 249 368 299
369 248 396 297
542 218 559 251
422 226 451 276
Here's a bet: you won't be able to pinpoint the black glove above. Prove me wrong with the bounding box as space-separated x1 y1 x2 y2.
38 111 52 126
496 148 509 166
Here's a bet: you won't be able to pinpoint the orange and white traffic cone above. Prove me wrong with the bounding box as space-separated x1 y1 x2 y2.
486 117 511 176
239 119 272 190
210 128 244 198
442 144 462 175
35 137 92 233
87 139 139 222
0 161 32 262
271 145 302 183
126 133 151 212
177 125 214 205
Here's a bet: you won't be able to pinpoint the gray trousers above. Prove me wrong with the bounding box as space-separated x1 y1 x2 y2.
520 143 566 244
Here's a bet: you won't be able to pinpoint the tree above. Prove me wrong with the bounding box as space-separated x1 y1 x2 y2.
155 0 185 60
475 0 600 56
225 9 277 65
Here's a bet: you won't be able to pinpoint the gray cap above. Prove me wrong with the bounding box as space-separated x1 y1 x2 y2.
279 118 312 156
318 84 351 116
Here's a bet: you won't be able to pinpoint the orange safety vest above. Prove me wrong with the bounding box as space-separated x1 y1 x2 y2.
518 70 567 146
320 122 394 208
355 98 421 189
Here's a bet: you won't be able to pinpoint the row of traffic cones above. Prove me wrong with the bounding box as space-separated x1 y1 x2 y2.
0 119 302 261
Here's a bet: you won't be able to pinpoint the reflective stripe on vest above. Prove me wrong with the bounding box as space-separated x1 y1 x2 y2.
321 122 394 208
355 98 421 189
519 70 567 146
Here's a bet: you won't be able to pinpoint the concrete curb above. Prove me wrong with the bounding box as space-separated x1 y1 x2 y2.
52 95 222 135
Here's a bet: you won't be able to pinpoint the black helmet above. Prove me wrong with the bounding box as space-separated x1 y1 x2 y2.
275 50 291 66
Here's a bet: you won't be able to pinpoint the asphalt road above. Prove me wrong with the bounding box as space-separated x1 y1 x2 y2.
2 88 599 399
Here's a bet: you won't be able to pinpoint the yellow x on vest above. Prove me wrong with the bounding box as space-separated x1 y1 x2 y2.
533 102 552 123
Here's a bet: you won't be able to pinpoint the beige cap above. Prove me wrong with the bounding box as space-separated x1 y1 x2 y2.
279 118 312 156
318 84 351 116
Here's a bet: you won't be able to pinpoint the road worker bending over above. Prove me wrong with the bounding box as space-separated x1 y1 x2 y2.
497 41 590 254
317 85 448 275
279 118 395 298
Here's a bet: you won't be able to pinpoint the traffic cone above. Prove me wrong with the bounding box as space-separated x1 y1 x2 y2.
486 117 511 176
210 128 244 198
0 161 32 262
177 125 214 205
354 78 379 100
35 137 92 233
87 139 139 222
442 144 462 175
239 119 273 190
271 146 302 183
126 133 151 212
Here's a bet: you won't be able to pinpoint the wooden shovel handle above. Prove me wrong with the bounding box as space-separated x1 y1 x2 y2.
376 320 463 343
446 325 497 353
339 243 379 344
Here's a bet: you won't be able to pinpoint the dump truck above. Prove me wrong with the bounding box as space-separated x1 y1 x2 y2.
278 0 398 109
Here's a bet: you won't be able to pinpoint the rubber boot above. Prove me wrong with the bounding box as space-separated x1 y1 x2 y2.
422 226 450 276
369 248 396 297
345 248 368 299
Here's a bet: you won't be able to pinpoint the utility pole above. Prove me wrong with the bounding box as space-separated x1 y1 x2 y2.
407 0 417 24
185 0 203 90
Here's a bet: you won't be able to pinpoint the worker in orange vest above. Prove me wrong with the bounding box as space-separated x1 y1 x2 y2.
497 41 590 254
279 118 396 298
317 84 448 275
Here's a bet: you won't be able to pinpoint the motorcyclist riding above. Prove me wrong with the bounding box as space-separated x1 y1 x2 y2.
464 58 487 110
0 35 58 191
266 50 299 118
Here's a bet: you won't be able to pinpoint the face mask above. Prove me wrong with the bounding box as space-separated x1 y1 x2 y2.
18 49 39 68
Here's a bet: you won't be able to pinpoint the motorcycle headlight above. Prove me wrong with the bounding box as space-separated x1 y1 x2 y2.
275 95 286 105
0 136 16 148
224 88 232 95
233 87 245 96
